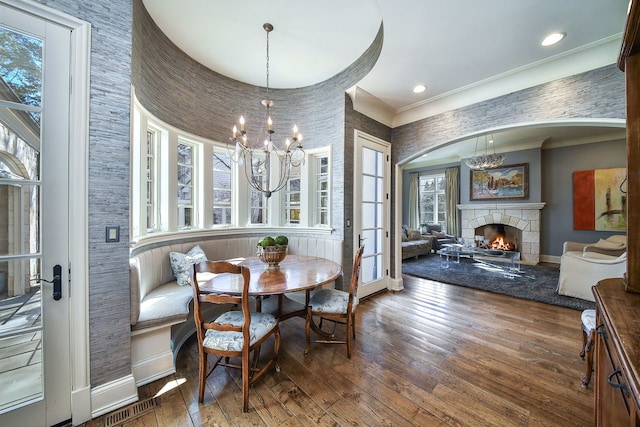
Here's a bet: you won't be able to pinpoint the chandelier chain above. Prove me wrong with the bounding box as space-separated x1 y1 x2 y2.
265 23 270 99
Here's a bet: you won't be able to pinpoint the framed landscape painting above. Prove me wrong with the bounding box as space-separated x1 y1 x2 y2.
470 163 529 201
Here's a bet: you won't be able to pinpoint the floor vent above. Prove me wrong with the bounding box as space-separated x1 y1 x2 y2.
104 397 156 426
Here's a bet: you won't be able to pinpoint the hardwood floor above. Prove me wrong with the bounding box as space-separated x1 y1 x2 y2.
82 275 593 426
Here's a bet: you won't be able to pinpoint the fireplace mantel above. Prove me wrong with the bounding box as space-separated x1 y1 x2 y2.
457 203 546 211
457 202 546 264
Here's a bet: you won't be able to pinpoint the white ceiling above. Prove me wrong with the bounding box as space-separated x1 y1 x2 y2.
143 0 630 164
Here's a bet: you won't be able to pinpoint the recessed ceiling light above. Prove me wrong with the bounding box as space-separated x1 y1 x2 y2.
413 84 426 93
541 32 566 47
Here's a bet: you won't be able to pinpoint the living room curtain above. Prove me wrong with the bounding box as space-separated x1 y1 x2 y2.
409 172 420 228
445 167 461 237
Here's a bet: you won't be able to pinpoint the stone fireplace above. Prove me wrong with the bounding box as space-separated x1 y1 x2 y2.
457 203 545 264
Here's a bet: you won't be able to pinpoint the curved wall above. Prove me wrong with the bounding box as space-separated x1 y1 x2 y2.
132 0 383 244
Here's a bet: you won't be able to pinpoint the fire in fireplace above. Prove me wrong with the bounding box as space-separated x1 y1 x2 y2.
474 224 519 251
487 235 515 251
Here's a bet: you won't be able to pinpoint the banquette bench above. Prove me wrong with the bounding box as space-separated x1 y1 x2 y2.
130 234 342 386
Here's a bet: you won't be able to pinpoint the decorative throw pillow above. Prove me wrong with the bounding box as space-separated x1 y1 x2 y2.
170 245 207 286
407 229 422 241
432 231 447 239
594 238 625 250
401 232 408 242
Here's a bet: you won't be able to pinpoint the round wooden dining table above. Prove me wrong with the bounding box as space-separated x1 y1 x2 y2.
196 254 343 319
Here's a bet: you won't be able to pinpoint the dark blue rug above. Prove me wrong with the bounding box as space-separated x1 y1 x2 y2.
402 255 595 311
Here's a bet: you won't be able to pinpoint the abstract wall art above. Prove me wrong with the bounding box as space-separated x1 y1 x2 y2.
573 167 627 231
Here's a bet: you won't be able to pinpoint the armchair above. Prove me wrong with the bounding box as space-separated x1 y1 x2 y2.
423 223 457 252
562 234 626 257
556 235 627 302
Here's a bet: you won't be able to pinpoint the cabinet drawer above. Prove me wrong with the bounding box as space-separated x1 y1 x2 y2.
595 312 632 425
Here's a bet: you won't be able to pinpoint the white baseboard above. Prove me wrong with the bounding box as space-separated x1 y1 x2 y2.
540 254 561 264
388 277 404 291
132 351 176 387
90 374 138 418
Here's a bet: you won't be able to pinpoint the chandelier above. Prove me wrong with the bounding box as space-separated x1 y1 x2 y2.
464 134 505 170
228 23 305 198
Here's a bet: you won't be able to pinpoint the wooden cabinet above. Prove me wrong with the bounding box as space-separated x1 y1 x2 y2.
593 279 640 425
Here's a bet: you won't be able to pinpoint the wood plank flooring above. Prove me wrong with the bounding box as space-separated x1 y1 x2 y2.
81 274 593 426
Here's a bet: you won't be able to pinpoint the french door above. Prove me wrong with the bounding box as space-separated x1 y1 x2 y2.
0 4 72 425
354 131 390 298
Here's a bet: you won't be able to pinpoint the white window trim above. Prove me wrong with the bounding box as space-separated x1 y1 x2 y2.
176 137 198 230
131 98 334 243
307 146 332 229
419 172 447 232
210 144 233 228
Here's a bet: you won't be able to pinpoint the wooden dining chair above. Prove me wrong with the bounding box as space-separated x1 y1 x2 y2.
305 245 364 358
192 260 280 412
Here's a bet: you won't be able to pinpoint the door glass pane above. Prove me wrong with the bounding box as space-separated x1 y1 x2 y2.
360 146 384 284
361 202 378 229
361 147 382 176
362 175 384 202
361 229 382 256
361 254 382 283
0 25 44 411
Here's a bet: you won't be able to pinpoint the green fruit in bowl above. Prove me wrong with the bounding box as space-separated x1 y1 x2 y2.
274 235 288 246
260 236 276 248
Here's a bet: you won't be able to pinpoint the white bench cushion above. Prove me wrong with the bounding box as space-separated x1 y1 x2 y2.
133 281 193 330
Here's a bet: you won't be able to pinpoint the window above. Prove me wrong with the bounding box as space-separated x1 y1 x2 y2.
131 100 333 239
284 164 301 225
212 148 232 225
314 155 329 226
249 153 268 225
145 129 157 231
177 141 194 229
419 173 446 231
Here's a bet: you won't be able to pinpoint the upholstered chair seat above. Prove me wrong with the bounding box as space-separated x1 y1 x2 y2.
308 288 359 314
202 311 278 352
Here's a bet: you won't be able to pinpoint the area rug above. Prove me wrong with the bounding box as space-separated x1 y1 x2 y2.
402 255 595 311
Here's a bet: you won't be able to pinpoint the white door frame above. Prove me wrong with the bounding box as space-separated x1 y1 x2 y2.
0 0 91 424
353 130 391 297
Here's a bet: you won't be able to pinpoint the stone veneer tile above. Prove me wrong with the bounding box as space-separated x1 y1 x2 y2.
523 230 540 243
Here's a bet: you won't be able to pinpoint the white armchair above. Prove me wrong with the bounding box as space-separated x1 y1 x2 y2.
556 236 627 302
